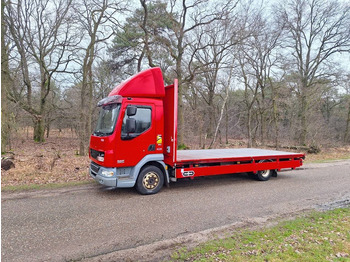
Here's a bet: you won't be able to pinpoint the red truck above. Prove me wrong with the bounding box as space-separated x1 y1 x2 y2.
89 67 305 194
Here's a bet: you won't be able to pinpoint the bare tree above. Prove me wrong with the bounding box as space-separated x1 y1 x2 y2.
244 15 283 146
74 0 124 155
208 68 233 148
164 0 234 146
237 48 260 148
5 0 76 142
188 16 240 147
276 0 350 145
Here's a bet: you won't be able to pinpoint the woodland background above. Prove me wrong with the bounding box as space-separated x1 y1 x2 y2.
2 0 350 157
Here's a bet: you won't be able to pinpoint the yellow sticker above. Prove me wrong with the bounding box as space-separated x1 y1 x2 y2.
157 135 162 145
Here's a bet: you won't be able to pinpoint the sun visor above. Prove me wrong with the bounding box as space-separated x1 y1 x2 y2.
109 67 165 98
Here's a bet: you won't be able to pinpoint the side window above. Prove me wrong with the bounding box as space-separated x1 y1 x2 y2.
121 107 152 139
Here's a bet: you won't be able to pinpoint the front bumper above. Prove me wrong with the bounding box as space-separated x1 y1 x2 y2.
90 162 117 187
89 161 136 188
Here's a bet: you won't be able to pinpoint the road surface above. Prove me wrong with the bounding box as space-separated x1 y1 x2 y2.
2 160 350 261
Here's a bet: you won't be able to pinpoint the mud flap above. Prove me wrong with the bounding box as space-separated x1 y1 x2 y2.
272 170 278 177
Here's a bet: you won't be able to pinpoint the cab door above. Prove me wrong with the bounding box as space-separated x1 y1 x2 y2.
115 103 156 167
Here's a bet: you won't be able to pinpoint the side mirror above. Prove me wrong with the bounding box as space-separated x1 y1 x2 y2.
127 106 137 116
126 118 136 133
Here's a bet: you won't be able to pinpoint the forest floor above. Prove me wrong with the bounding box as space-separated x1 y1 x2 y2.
1 129 350 190
1 129 90 190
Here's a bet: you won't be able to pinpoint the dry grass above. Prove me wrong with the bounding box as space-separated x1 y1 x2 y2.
1 129 90 188
1 129 350 189
303 146 350 162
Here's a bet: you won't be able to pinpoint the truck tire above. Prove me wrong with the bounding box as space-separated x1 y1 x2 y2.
255 160 274 181
136 165 164 195
256 169 272 181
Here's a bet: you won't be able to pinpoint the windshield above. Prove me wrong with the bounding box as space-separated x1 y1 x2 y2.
94 103 121 136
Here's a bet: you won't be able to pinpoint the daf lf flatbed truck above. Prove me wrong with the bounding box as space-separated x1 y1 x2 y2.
89 67 305 194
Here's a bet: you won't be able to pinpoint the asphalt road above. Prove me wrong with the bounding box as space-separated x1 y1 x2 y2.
2 160 350 262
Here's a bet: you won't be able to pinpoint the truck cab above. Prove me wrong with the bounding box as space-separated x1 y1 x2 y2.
89 68 170 194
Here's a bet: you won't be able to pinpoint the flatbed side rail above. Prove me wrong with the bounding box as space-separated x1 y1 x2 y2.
174 156 304 179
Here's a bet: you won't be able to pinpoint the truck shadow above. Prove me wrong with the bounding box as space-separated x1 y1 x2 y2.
93 185 137 199
163 172 293 192
92 172 294 198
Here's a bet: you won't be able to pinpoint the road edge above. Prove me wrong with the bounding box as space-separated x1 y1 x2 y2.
80 209 313 262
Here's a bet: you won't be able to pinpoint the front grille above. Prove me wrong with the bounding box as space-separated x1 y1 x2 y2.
90 162 100 176
90 148 102 160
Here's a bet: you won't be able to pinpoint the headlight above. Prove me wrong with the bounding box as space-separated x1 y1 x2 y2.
97 156 104 162
101 170 114 177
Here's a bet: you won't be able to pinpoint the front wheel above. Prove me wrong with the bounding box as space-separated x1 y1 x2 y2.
136 166 164 195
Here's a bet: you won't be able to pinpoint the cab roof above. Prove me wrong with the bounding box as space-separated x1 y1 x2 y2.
109 67 165 98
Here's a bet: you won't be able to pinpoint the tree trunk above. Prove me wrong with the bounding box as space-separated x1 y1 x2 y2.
272 98 279 149
33 118 45 142
79 81 88 156
207 91 215 139
209 86 229 149
46 121 50 138
258 89 266 146
79 41 95 156
176 52 185 147
225 104 228 144
300 94 308 146
247 110 252 148
260 112 266 146
344 103 350 143
34 71 48 143
1 0 10 152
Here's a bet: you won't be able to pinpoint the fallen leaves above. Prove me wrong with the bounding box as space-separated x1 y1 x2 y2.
335 252 349 258
1 130 90 188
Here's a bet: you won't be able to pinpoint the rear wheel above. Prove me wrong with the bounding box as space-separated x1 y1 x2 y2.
256 169 272 181
256 159 273 181
136 165 164 195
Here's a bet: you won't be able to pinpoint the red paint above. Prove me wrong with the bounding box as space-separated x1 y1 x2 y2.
89 67 305 182
163 80 178 165
109 67 165 98
175 158 303 179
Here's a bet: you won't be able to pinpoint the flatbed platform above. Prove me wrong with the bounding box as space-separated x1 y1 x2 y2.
173 148 305 179
177 148 303 162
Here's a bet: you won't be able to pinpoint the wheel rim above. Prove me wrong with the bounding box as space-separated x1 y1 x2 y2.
260 169 270 178
142 172 159 190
